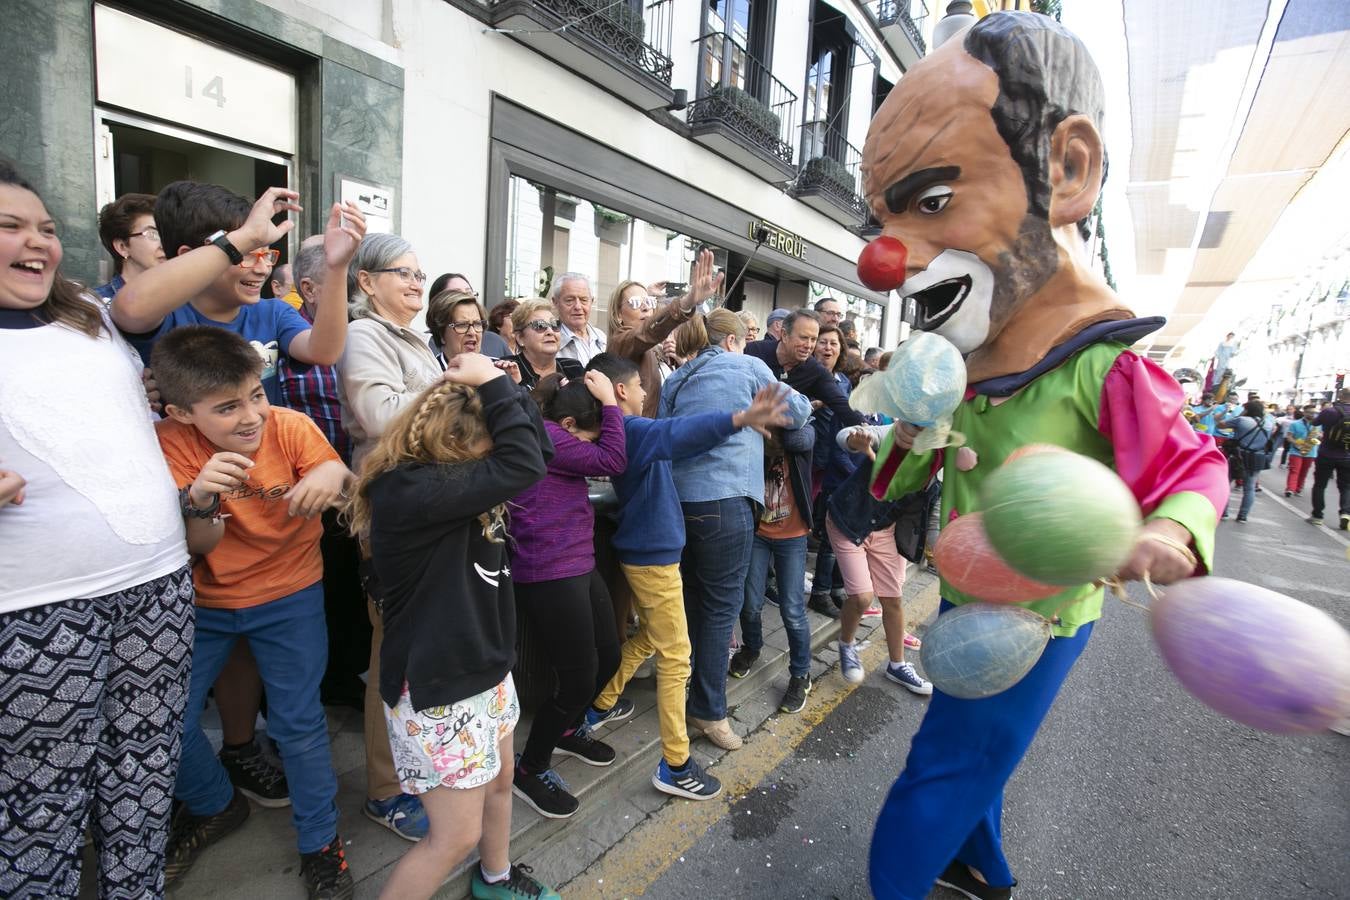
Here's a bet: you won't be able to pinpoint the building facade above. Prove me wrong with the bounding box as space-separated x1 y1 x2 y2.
6 0 955 349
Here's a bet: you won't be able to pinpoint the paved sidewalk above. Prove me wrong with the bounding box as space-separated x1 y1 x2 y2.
141 565 941 899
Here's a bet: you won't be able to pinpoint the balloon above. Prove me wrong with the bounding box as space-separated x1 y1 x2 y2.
981 451 1141 585
849 331 966 427
1151 577 1350 734
920 603 1052 699
857 235 908 292
933 513 1062 603
1004 443 1066 464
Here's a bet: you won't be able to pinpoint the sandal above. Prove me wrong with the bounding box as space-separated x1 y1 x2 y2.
903 632 921 650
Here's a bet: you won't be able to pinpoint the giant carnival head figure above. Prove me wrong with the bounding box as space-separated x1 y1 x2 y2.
860 11 1130 382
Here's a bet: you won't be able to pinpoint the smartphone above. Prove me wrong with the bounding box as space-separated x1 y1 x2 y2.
664 281 688 298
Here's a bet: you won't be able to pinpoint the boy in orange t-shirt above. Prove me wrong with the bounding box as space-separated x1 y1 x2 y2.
151 326 354 892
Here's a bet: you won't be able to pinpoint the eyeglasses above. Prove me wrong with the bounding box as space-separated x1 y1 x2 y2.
624 296 660 311
240 248 281 268
448 320 487 334
524 319 560 333
371 266 428 284
129 227 160 244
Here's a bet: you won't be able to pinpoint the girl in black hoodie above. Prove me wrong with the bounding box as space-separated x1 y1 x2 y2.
345 353 559 900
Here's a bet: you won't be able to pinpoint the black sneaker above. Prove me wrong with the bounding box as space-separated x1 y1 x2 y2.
164 788 250 887
512 758 579 819
1341 513 1349 531
299 834 355 899
807 594 840 620
219 740 290 808
728 647 759 679
554 728 616 767
779 674 813 713
935 861 1013 900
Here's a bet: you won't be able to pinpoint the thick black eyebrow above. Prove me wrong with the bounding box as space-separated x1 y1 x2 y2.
884 166 961 215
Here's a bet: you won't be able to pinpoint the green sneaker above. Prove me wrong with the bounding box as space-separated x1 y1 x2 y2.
471 863 561 899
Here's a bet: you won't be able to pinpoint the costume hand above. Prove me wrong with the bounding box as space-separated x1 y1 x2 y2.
494 358 522 384
0 469 26 508
285 460 352 519
681 248 724 310
584 370 618 406
734 384 791 438
1115 519 1197 585
443 352 505 387
892 422 923 450
324 201 366 269
230 186 301 253
190 452 254 508
142 367 163 414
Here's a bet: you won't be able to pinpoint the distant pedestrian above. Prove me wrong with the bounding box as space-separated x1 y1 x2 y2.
1307 388 1350 529
1284 406 1319 497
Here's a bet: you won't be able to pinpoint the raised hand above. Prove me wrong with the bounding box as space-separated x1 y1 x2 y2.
324 201 366 270
681 248 725 309
493 358 522 384
734 384 791 438
233 186 302 252
190 452 254 508
584 370 617 406
444 352 506 387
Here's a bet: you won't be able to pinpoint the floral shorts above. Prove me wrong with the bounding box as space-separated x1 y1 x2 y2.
384 674 520 794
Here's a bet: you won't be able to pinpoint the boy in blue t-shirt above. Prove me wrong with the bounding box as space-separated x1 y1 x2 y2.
110 180 365 404
581 353 792 801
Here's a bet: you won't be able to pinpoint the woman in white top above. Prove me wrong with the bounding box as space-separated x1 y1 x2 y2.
0 161 195 897
336 231 444 840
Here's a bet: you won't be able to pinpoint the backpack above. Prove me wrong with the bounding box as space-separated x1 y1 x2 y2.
1323 405 1350 454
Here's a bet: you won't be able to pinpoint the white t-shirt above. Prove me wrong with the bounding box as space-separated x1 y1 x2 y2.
0 309 188 614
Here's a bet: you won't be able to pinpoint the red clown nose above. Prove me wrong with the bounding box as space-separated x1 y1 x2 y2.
857 236 908 292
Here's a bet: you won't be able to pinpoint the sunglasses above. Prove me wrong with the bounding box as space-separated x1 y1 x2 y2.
448 320 487 334
624 296 660 311
524 320 560 334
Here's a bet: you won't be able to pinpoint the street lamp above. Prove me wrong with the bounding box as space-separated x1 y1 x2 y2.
932 1 978 48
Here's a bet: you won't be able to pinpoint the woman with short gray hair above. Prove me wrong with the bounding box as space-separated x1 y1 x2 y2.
336 231 441 843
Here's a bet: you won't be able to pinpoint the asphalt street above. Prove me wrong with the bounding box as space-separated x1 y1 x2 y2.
633 485 1350 899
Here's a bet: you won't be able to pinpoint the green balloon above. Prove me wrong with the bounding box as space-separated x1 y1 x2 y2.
981 451 1141 585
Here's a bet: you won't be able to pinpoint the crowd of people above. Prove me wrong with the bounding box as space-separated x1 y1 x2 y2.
1187 390 1350 527
0 161 928 900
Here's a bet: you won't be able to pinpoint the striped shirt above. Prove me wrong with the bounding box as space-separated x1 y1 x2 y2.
279 306 352 464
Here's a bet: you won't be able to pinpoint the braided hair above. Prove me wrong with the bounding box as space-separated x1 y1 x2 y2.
343 381 507 542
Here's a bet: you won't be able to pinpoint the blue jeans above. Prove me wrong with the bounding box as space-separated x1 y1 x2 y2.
810 491 844 596
176 583 339 854
681 497 755 721
869 601 1094 898
742 534 811 678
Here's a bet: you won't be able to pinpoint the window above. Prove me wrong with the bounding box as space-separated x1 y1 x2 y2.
804 1 854 163
704 0 776 101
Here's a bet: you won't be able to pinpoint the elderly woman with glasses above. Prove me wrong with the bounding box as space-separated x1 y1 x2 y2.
509 298 585 391
605 249 723 417
336 232 444 843
426 288 489 363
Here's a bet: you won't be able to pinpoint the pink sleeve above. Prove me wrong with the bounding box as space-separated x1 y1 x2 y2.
1097 351 1228 518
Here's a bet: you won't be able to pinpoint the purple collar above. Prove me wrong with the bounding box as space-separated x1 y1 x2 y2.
967 317 1166 398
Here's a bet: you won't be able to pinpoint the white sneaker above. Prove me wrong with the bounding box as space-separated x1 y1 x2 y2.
839 642 865 684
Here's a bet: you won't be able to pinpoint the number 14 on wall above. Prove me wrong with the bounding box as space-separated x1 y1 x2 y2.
184 67 227 108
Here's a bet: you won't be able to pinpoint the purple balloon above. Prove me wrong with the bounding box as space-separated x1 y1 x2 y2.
1151 577 1350 734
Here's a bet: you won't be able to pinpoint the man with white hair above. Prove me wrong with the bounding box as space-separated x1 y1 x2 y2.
553 272 607 364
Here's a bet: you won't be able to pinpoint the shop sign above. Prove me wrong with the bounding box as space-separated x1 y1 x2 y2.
749 219 808 261
339 176 395 235
94 4 297 155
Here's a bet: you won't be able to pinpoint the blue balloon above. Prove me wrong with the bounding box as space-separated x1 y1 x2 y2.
919 603 1051 699
849 331 966 426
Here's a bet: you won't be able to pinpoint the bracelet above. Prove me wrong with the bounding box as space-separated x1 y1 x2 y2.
179 485 221 519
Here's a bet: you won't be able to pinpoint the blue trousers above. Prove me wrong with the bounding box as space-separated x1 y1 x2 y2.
869 602 1094 899
176 582 340 854
742 533 812 678
681 497 756 721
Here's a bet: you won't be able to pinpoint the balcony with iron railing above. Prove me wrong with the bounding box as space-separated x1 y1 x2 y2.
488 0 676 109
870 0 928 67
792 120 868 226
685 31 799 182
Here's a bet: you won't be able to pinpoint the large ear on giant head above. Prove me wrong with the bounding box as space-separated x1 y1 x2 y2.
1046 113 1103 230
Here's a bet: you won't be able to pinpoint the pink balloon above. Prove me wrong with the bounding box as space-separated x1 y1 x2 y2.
933 513 1062 604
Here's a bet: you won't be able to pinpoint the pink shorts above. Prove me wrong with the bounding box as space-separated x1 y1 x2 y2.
825 515 908 598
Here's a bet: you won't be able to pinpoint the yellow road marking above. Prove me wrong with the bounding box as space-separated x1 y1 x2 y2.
564 581 941 898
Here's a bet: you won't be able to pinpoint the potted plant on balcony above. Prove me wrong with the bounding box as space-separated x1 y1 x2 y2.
584 0 645 40
691 83 782 150
801 155 857 198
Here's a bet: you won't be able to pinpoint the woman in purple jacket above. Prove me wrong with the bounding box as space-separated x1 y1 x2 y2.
510 370 627 819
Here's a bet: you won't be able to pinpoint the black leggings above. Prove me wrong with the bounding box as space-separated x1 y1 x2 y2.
516 570 620 772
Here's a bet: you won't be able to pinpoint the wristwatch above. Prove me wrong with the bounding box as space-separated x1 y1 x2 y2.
205 230 244 265
179 485 221 519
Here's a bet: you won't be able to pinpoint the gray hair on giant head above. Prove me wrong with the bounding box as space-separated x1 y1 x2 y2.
550 272 593 302
348 232 415 305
